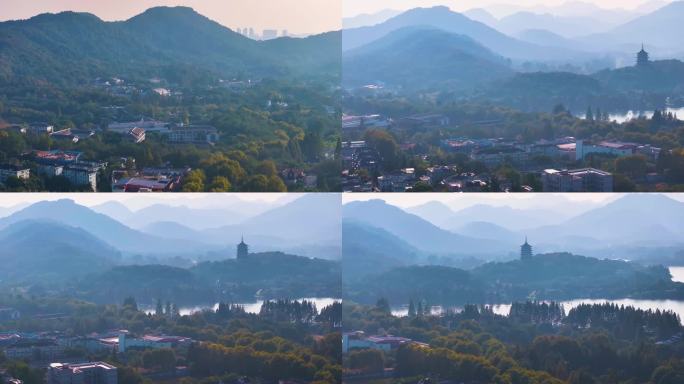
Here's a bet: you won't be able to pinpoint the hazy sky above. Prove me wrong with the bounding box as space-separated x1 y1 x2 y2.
343 0 669 17
0 193 298 210
0 0 342 35
342 193 684 211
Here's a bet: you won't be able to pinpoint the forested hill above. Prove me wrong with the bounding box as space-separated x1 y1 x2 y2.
345 252 681 304
0 6 340 85
476 59 684 111
70 252 341 305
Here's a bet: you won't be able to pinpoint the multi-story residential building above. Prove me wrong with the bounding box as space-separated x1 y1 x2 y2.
62 162 106 191
542 168 613 192
48 362 117 384
3 339 64 361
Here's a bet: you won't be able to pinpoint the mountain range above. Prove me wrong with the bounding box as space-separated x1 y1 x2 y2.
342 3 684 74
343 26 513 90
0 6 340 85
340 4 684 108
343 194 684 268
342 6 577 61
0 194 341 285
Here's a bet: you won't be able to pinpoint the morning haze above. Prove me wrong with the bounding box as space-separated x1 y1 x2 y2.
0 0 342 35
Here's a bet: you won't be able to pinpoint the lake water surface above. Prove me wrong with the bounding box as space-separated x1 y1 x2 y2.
583 107 684 124
669 266 684 283
145 297 340 316
392 267 684 322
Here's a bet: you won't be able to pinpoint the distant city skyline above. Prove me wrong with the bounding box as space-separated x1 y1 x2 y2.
343 0 671 17
0 0 342 35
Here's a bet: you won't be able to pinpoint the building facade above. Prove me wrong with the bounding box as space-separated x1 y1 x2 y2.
48 362 117 384
542 168 613 192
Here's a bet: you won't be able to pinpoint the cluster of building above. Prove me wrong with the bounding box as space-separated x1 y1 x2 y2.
0 329 192 364
440 136 660 169
280 168 318 189
107 119 219 145
341 113 451 139
340 103 669 193
1 118 219 148
111 166 189 192
34 150 107 191
342 131 664 191
0 326 195 384
2 123 95 144
341 141 378 192
0 150 107 191
342 331 427 353
235 27 288 40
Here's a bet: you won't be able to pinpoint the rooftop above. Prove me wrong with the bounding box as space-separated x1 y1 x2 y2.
50 362 116 372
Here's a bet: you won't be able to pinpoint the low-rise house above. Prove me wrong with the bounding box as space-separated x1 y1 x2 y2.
117 332 193 353
343 331 425 353
34 150 83 165
0 165 30 184
28 123 54 135
47 128 95 143
127 127 146 143
112 177 176 192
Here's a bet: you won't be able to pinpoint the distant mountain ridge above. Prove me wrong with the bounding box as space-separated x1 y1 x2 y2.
0 220 119 283
346 195 684 265
343 27 513 90
0 199 214 255
342 199 510 256
0 6 340 85
342 6 582 61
